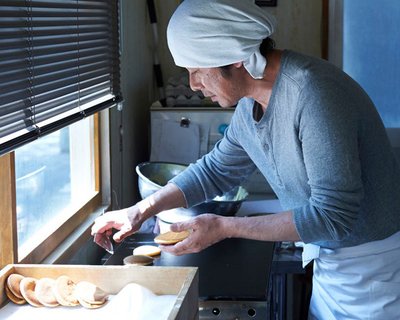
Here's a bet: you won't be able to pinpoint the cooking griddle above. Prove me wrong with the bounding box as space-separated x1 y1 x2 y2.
104 233 274 300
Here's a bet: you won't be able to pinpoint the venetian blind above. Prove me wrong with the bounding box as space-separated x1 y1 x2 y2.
0 0 122 155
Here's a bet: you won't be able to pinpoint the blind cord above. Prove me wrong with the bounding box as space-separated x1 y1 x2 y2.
26 0 39 135
77 0 83 117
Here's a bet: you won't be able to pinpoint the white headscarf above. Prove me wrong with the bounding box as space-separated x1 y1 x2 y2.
167 0 276 79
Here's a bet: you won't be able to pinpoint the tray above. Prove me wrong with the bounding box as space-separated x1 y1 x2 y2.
0 264 199 320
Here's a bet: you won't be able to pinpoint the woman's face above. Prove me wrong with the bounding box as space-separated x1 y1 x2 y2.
187 66 243 108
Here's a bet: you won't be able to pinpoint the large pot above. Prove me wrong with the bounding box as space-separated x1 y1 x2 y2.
136 161 248 223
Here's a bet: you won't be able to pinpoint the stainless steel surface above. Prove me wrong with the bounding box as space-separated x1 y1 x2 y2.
136 161 249 221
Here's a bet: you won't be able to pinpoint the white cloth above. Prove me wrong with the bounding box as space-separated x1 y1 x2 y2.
302 243 320 268
0 283 177 320
167 0 276 79
308 231 400 320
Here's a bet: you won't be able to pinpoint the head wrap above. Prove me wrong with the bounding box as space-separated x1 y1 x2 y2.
167 0 276 79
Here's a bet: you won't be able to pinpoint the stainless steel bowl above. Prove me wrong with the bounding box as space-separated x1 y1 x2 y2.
136 162 187 199
136 162 248 221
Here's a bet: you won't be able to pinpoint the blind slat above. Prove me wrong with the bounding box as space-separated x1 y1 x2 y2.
0 0 121 154
0 64 112 108
1 1 109 10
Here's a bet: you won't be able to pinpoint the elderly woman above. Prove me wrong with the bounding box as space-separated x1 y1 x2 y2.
92 0 400 318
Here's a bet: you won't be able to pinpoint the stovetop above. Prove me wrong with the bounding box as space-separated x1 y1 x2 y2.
104 233 275 301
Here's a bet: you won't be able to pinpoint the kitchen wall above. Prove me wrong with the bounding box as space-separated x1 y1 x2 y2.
109 0 156 210
112 0 324 209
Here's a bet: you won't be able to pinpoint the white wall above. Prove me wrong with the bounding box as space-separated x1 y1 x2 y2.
112 0 323 208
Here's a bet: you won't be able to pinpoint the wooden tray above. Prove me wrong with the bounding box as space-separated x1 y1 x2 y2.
0 264 199 320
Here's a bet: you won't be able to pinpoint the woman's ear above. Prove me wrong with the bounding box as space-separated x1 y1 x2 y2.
233 61 243 69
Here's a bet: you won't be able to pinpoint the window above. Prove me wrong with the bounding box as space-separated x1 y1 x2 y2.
0 114 103 265
0 0 120 267
328 0 400 127
15 116 96 260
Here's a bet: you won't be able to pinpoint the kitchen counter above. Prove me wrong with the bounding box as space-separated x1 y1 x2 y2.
104 200 303 295
103 199 304 319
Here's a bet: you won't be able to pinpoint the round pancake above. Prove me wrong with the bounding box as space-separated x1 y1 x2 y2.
133 245 161 257
154 230 190 245
35 278 59 307
123 254 154 266
75 281 108 306
5 285 26 305
19 277 43 307
6 273 25 300
52 275 79 307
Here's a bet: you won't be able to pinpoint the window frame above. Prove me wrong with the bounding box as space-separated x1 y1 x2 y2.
0 152 18 269
0 112 105 268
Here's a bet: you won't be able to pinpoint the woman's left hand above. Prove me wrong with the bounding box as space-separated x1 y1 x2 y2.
159 214 230 255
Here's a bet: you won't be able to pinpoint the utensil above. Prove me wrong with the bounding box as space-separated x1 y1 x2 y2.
93 232 114 255
93 209 114 254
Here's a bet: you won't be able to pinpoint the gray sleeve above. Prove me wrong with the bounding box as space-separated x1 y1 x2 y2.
292 81 364 243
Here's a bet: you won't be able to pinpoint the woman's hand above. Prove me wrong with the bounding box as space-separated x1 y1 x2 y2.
159 214 231 255
91 183 188 244
91 205 144 243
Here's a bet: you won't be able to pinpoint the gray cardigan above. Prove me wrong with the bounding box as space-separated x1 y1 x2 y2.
171 50 400 249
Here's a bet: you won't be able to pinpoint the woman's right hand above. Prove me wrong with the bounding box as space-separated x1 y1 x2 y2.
91 183 188 243
91 205 143 243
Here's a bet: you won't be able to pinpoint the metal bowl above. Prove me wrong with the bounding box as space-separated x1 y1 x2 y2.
136 161 248 221
136 162 187 199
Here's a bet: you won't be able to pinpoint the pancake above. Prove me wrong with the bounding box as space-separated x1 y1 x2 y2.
19 277 43 307
6 273 25 300
154 230 190 245
35 278 59 307
123 254 154 266
74 281 108 308
133 245 161 257
52 275 79 307
5 284 26 305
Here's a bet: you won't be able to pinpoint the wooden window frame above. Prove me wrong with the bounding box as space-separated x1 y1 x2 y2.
0 113 104 268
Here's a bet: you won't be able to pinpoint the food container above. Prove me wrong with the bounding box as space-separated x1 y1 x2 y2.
0 264 199 319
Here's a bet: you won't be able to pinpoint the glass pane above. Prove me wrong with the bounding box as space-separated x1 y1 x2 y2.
15 117 95 258
343 0 400 127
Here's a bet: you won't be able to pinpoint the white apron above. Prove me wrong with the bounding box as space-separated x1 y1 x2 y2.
304 231 400 320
